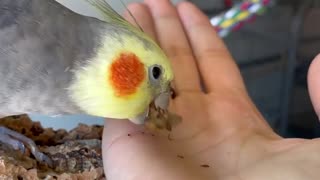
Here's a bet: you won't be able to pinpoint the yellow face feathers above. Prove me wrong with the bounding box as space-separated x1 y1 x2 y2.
68 33 173 119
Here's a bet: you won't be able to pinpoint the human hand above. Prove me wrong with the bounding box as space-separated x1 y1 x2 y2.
102 1 320 179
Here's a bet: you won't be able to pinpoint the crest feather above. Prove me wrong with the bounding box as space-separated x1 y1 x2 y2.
84 0 143 31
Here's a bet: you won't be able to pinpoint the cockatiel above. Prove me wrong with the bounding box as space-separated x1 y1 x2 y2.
0 0 175 166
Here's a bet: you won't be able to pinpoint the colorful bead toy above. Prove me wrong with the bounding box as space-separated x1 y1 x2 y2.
210 0 274 37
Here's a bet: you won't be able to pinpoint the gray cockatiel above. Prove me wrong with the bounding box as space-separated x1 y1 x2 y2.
0 0 174 166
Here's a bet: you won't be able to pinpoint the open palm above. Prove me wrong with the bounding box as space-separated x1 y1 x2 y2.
102 1 320 179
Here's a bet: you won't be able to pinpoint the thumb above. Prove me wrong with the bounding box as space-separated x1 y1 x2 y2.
308 54 320 119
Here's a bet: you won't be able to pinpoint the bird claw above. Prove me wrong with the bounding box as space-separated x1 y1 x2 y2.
0 126 53 167
0 133 26 153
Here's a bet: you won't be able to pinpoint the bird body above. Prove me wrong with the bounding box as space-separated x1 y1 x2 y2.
0 0 101 116
0 0 174 123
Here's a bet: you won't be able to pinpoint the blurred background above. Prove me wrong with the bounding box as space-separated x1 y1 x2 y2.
31 0 320 138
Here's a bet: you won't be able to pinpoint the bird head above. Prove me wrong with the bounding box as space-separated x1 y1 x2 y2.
68 30 173 124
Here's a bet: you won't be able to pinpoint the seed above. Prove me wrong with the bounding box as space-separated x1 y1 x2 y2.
200 164 210 168
177 155 184 159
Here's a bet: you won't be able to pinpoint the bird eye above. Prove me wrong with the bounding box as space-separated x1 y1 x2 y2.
149 65 162 82
152 66 162 80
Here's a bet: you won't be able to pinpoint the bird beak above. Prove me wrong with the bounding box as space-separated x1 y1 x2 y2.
128 84 174 125
154 91 171 110
128 91 171 125
128 106 149 125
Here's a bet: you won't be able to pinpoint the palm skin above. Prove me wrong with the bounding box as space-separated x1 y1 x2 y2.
102 1 320 180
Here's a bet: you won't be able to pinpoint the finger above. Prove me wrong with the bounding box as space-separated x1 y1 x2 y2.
177 2 246 93
308 54 320 119
102 119 145 149
123 3 157 40
102 119 145 178
144 0 201 93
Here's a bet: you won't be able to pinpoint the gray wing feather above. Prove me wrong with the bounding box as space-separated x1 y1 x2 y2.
0 0 105 115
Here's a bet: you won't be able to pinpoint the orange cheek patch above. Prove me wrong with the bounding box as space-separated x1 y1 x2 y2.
109 52 146 97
